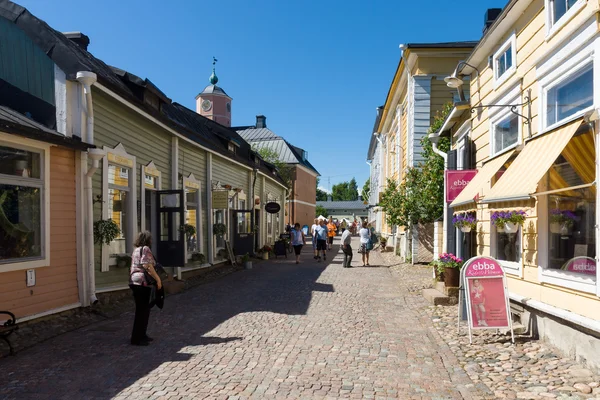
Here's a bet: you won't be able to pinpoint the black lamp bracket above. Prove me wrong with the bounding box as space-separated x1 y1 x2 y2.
470 89 532 137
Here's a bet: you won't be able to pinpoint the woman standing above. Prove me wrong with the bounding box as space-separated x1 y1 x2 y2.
291 222 306 264
129 231 162 346
327 217 337 250
358 221 371 266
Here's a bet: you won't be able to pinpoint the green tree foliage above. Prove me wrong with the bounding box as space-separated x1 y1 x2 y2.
255 146 293 190
316 177 328 201
331 178 359 201
379 103 452 226
315 204 328 218
361 178 370 200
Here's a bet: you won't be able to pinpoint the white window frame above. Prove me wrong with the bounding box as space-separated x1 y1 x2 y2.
102 143 136 272
493 33 517 88
491 223 523 277
545 0 587 41
183 173 203 262
539 50 595 133
489 84 522 157
0 134 50 272
140 161 161 233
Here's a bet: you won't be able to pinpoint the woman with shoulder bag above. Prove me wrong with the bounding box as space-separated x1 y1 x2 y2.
129 231 162 346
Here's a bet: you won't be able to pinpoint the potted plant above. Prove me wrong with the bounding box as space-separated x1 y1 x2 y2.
453 213 477 233
430 259 444 282
213 223 227 236
241 253 252 269
191 252 205 263
115 254 132 268
181 223 196 238
550 209 576 234
259 245 272 260
93 219 120 245
379 235 387 252
491 210 527 233
436 252 464 287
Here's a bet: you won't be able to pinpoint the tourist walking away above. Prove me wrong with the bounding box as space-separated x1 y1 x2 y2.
314 219 328 262
341 226 353 268
327 217 337 250
340 219 347 233
291 222 306 264
358 221 371 266
311 218 319 252
129 231 162 346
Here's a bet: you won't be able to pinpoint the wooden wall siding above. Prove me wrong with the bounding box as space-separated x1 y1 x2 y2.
412 76 431 166
212 156 249 193
430 77 455 122
265 178 283 201
0 147 78 318
179 141 208 254
0 17 55 105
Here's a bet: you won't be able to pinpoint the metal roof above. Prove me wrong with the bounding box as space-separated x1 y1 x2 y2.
405 41 479 49
316 200 368 210
199 84 229 97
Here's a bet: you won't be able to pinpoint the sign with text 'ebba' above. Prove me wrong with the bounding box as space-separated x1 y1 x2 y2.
445 170 477 203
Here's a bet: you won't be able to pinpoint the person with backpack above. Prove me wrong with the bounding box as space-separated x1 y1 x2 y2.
358 221 372 266
313 219 328 262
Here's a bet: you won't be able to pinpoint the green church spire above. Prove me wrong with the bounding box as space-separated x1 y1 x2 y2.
209 56 218 85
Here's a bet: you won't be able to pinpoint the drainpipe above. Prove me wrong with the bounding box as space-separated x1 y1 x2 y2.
77 71 103 306
429 133 448 256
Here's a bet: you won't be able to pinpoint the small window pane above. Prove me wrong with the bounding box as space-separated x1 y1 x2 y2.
0 146 41 179
0 185 42 260
552 0 579 24
144 174 157 189
495 227 521 263
546 64 593 126
496 46 513 79
108 165 129 187
493 114 519 153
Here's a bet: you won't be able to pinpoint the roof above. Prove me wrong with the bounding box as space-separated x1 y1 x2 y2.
367 106 384 161
404 41 479 49
0 106 93 150
316 200 369 210
237 127 320 175
198 84 229 97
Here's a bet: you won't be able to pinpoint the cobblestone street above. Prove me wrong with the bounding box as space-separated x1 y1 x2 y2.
1 238 494 399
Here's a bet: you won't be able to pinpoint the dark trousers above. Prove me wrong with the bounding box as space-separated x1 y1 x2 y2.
130 284 151 343
342 244 353 267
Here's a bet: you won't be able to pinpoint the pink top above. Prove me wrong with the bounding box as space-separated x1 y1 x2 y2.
129 246 156 286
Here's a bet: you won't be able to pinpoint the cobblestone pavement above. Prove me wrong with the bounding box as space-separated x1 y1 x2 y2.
1 237 491 400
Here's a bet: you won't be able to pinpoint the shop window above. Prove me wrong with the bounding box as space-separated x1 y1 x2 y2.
185 189 199 257
0 144 45 265
107 165 130 256
493 227 522 264
545 63 593 128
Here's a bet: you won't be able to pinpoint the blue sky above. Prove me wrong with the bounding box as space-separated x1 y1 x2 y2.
19 0 503 192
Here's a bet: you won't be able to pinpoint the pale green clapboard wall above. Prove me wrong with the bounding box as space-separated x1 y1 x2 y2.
92 89 173 288
179 140 208 256
212 156 250 193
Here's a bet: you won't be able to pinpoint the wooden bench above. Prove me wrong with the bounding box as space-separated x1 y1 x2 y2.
0 311 18 355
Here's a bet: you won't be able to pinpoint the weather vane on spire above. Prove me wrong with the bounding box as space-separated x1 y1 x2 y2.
210 56 219 85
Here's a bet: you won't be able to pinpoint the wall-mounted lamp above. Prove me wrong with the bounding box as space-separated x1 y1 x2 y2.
389 144 405 155
444 61 481 102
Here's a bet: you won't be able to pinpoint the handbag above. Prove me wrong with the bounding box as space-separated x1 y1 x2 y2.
137 246 157 286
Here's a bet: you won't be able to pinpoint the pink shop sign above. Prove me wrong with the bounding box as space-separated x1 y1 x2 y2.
445 170 477 203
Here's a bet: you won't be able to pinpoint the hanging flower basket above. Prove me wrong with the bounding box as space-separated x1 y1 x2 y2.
491 210 527 233
550 209 576 235
452 213 477 233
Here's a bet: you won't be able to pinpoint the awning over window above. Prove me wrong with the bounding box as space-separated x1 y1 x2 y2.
450 150 515 207
483 119 582 203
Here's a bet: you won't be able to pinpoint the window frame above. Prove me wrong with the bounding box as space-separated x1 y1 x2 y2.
139 161 162 235
102 144 136 272
491 222 523 277
489 84 523 157
545 0 587 40
0 135 50 272
183 173 203 262
493 33 517 88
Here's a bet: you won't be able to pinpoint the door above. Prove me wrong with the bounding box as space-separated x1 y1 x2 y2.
156 190 185 267
232 210 254 256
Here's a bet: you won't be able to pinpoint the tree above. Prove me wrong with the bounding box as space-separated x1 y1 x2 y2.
255 146 293 191
315 205 328 218
331 177 359 201
379 103 452 227
347 178 358 201
316 177 328 201
361 178 370 201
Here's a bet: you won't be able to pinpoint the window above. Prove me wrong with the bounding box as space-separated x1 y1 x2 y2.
0 145 44 264
228 142 236 153
493 114 519 154
546 63 593 127
492 224 522 275
493 34 516 85
107 165 130 256
549 0 580 25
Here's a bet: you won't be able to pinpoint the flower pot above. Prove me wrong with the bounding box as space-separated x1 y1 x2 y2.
443 266 460 288
504 222 519 233
496 224 505 233
460 226 472 233
262 252 269 260
550 222 561 234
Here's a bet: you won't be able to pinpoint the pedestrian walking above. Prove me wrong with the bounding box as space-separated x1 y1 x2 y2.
327 217 336 250
340 219 347 233
358 221 371 266
129 231 162 346
311 218 319 252
341 226 353 268
313 219 328 262
291 222 306 264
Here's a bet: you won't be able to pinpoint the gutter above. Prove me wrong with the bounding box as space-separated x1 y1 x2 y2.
429 132 448 254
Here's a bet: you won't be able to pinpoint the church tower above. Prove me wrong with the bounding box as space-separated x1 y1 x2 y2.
195 57 232 127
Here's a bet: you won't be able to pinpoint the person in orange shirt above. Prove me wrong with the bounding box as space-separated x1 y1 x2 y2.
327 217 337 250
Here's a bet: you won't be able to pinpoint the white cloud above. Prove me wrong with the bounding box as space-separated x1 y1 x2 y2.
318 186 330 194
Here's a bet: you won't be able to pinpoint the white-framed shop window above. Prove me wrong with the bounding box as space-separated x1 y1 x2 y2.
493 32 517 88
183 173 203 262
545 0 586 40
102 143 136 272
489 84 522 157
491 221 523 277
0 135 50 272
140 161 161 233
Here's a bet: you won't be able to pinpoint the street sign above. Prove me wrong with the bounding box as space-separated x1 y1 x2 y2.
459 256 514 344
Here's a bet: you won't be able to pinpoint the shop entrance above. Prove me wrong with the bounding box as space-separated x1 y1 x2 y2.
156 190 185 267
232 210 254 256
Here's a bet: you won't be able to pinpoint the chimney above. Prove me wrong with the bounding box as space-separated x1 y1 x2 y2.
483 8 502 35
256 115 267 129
63 32 90 51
